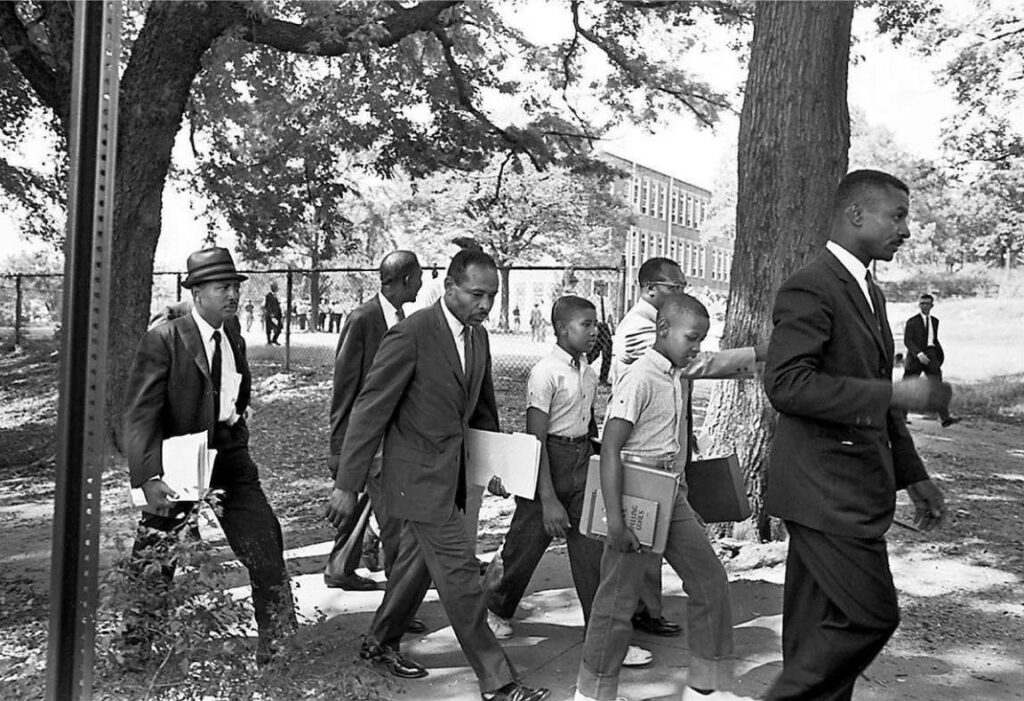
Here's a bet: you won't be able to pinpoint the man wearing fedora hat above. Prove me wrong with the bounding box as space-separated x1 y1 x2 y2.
123 246 296 666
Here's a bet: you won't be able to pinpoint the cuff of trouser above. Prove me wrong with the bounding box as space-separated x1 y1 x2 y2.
576 661 620 701
479 671 518 695
687 654 735 691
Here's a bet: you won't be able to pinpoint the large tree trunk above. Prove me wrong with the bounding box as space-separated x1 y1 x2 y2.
106 2 243 449
702 0 853 542
498 265 511 331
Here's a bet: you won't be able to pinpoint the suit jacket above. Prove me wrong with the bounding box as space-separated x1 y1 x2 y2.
903 313 944 369
336 301 499 524
328 295 387 463
264 291 281 320
763 250 928 538
123 313 251 488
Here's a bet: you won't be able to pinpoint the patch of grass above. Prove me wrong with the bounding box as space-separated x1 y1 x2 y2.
953 374 1024 423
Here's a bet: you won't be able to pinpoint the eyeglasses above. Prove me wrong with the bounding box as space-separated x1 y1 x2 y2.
650 281 687 293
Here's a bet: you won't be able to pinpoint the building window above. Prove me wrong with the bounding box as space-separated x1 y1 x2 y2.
640 180 649 215
633 179 640 206
656 183 665 220
698 245 706 279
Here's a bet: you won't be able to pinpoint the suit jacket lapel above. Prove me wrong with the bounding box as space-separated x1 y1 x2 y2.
433 301 468 393
181 315 212 383
823 253 887 357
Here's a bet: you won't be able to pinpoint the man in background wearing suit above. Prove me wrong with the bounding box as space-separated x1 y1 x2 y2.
903 293 960 426
124 247 295 666
763 170 948 700
323 252 426 620
263 281 282 345
325 250 549 701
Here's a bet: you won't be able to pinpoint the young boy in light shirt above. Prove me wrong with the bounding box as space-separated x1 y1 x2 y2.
486 296 651 667
574 294 764 701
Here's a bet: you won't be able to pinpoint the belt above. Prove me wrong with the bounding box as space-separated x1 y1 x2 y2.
547 433 589 444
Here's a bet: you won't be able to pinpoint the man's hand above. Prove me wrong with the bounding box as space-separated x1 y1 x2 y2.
325 488 358 529
605 520 640 553
916 351 930 366
487 475 510 498
541 497 570 538
141 479 178 516
906 479 945 532
891 376 951 413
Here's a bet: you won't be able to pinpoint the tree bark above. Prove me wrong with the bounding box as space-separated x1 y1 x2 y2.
701 0 853 542
498 265 511 331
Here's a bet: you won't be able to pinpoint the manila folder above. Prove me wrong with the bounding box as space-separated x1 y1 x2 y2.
130 432 216 507
465 429 541 499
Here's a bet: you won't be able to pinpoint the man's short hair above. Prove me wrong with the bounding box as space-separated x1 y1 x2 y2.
657 293 709 325
551 295 595 329
637 257 681 286
448 248 497 285
380 250 420 285
919 293 934 303
833 169 909 213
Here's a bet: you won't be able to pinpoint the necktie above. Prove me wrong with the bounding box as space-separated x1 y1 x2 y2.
865 271 884 330
212 330 222 421
923 314 932 346
462 326 473 382
396 305 405 321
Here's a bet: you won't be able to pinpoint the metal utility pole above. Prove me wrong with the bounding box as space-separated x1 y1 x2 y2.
47 2 121 699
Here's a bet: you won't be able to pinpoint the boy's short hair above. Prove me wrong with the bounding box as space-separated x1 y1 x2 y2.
551 295 595 329
637 257 681 286
919 293 934 303
657 293 709 325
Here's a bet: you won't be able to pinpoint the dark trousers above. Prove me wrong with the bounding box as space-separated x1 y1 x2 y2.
369 505 517 693
324 485 404 579
765 521 900 701
488 435 603 623
903 347 950 421
130 447 296 642
265 317 281 344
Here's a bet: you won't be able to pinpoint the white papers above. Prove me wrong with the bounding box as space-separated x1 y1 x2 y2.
131 431 217 507
465 429 541 499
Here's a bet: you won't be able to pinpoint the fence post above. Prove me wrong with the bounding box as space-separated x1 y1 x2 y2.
284 268 293 372
175 272 182 302
618 254 628 321
14 274 23 346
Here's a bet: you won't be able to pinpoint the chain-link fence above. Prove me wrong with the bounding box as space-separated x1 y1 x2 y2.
1 265 626 379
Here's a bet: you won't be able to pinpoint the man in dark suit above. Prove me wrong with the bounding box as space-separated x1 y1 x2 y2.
324 250 423 601
904 293 959 426
264 282 282 345
763 170 948 700
326 250 549 701
124 247 295 666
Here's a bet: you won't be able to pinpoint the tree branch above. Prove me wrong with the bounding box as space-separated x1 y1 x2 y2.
236 0 461 55
0 0 61 116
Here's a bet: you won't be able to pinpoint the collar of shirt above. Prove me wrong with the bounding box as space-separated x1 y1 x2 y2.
190 306 222 356
640 345 680 378
440 297 465 339
552 343 585 369
378 291 403 329
826 240 874 311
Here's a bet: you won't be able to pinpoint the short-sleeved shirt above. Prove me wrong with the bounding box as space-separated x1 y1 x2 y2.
527 345 597 438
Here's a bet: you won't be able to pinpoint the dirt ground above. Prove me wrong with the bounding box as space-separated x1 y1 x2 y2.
1 338 1022 699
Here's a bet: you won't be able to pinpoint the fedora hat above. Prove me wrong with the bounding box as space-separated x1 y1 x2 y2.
181 247 248 288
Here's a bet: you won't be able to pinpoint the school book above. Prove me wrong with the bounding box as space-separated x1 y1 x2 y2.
579 454 679 555
685 453 751 523
130 431 216 507
465 428 541 499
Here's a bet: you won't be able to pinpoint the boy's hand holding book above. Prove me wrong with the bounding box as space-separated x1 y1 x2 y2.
605 516 641 553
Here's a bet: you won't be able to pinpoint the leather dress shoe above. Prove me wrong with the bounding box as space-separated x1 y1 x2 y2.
941 416 961 427
481 681 550 701
406 617 427 634
324 573 378 591
632 610 682 636
359 641 428 679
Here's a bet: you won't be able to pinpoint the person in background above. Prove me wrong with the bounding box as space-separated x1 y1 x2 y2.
574 294 762 701
323 251 427 640
123 247 295 667
326 250 549 701
512 305 521 333
243 299 255 331
762 169 947 700
903 292 960 426
486 296 652 669
263 282 282 345
529 303 545 343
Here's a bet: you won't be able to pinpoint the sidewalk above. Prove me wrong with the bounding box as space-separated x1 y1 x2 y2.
281 539 784 701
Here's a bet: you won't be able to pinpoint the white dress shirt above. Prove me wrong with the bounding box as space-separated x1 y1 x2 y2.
378 292 404 330
440 298 468 372
190 307 239 422
826 240 874 313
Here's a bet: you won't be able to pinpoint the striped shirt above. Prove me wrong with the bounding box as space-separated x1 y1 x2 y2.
610 298 658 384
